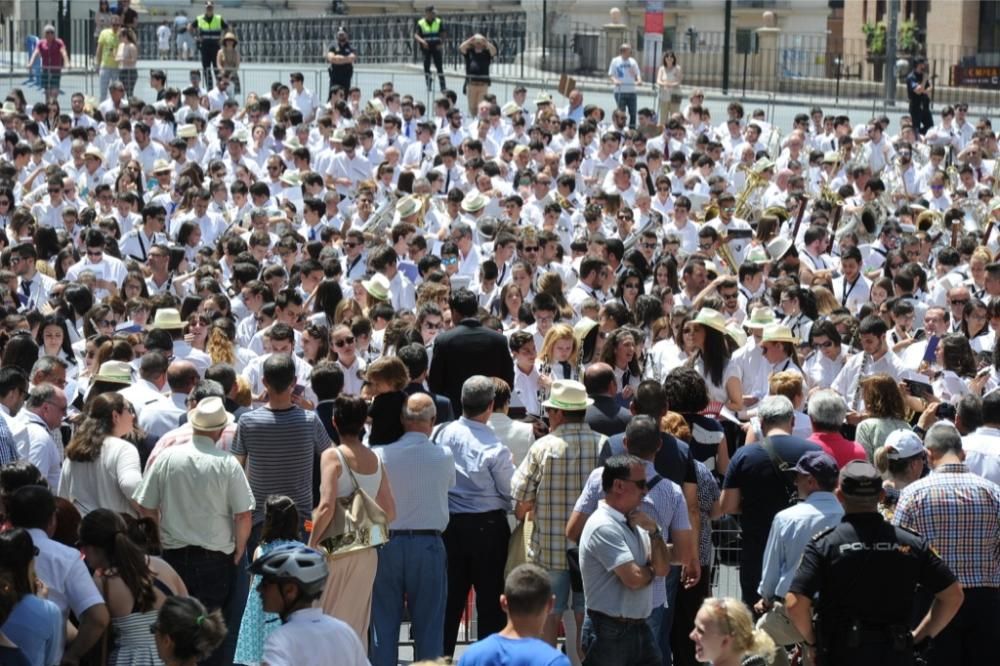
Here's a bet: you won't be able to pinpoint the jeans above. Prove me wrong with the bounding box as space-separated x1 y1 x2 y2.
369 534 448 666
644 566 681 666
443 510 510 656
162 546 235 666
582 611 662 666
615 92 638 128
98 67 118 100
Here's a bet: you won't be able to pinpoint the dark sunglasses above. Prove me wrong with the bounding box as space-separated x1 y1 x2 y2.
334 336 355 347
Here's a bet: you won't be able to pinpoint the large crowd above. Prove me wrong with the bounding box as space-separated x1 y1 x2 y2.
0 2 998 666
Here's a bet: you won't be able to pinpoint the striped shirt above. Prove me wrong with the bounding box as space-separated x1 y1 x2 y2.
511 423 606 570
894 462 1000 588
0 414 18 466
232 406 331 524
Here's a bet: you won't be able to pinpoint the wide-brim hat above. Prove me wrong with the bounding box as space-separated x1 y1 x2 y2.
746 245 768 263
692 308 729 336
229 129 250 144
761 324 799 345
725 323 748 348
367 98 385 114
95 360 133 385
461 191 488 213
535 92 553 105
152 159 172 174
573 317 598 343
0 101 16 117
283 136 304 150
362 273 391 301
222 31 238 44
542 379 593 410
188 396 235 430
752 157 776 173
501 101 521 117
279 171 302 187
395 195 421 218
84 146 104 162
744 306 777 330
176 124 198 138
152 308 184 330
766 237 793 262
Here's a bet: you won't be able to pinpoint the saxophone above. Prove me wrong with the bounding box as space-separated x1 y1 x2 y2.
851 352 871 412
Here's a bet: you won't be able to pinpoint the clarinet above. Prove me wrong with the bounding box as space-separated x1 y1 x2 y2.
852 353 871 412
538 362 552 412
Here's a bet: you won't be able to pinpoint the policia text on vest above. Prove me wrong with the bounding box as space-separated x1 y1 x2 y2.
415 12 447 92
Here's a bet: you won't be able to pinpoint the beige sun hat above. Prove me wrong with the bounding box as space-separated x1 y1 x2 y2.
152 159 172 174
395 195 421 219
766 237 793 262
94 360 133 385
83 146 104 162
152 308 184 330
188 396 234 430
461 191 488 213
761 324 799 345
691 308 729 336
744 306 778 331
542 380 593 410
176 124 198 139
362 273 391 301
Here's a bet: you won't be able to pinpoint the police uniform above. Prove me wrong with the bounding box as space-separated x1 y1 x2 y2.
195 9 227 88
788 462 957 666
416 12 446 92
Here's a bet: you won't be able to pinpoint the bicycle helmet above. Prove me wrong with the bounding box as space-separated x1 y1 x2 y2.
249 544 328 596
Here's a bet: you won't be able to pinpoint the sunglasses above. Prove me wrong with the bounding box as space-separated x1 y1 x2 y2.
344 242 359 248
334 336 355 347
522 246 539 252
640 242 657 250
0 200 10 205
423 321 442 330
813 340 834 349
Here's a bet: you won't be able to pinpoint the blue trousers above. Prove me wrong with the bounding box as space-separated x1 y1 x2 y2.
614 92 638 128
369 534 448 666
582 611 662 666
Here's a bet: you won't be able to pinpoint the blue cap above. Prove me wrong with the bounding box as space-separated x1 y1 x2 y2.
792 450 839 485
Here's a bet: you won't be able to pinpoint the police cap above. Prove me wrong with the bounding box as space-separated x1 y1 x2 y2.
839 460 882 497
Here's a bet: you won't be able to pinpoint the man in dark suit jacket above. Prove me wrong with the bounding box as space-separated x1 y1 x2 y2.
398 342 455 425
583 362 632 437
428 288 514 413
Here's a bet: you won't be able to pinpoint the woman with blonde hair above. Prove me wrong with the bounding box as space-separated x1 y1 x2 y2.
334 298 363 326
537 323 579 381
536 272 574 321
690 597 775 666
811 285 839 316
854 374 910 461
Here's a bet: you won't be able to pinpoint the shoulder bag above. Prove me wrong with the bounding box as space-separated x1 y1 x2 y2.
314 448 390 559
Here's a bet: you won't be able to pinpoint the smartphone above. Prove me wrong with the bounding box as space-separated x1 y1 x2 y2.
922 335 939 364
904 378 935 400
935 403 956 421
292 384 305 398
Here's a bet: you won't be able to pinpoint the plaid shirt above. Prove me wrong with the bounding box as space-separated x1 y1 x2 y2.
893 462 1000 588
511 422 606 570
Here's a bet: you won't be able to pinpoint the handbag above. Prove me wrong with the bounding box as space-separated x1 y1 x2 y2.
504 515 533 578
314 448 390 559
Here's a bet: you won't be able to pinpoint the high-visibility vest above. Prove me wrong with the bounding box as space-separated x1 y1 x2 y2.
417 17 442 42
196 14 224 41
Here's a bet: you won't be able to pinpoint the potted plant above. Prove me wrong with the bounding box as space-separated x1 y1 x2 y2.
898 18 921 54
862 21 886 57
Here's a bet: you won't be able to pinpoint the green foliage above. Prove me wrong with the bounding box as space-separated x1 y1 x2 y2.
862 21 886 55
863 19 921 56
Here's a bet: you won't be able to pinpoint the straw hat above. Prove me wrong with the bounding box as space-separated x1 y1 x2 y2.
366 98 385 114
691 308 729 336
188 396 234 431
752 157 776 173
395 195 421 219
573 317 598 344
744 306 777 330
176 124 197 139
152 308 184 330
766 237 793 262
461 191 488 213
83 146 104 163
222 32 238 45
0 102 16 117
500 101 521 117
94 360 133 385
761 324 799 345
283 136 303 150
542 380 593 410
152 159 172 174
362 273 391 302
725 323 748 348
229 129 250 144
535 92 553 105
279 171 302 187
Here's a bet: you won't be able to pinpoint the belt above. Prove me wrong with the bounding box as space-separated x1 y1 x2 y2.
388 529 442 537
164 545 230 558
588 609 647 625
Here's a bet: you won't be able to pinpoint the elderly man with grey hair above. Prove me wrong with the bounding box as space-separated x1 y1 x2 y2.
721 394 822 606
29 356 68 392
432 375 514 657
19 383 68 489
894 421 1000 665
370 393 456 666
807 389 868 468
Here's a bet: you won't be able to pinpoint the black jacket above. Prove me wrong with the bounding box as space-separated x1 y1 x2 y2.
404 383 455 425
585 394 632 437
428 318 515 414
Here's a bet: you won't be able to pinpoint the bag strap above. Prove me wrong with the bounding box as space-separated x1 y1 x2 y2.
648 474 665 491
761 437 796 494
99 572 111 665
334 447 360 494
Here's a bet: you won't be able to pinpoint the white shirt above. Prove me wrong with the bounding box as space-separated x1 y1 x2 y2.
18 411 62 490
65 255 129 299
962 426 1000 486
831 350 906 412
262 608 368 666
26 528 105 620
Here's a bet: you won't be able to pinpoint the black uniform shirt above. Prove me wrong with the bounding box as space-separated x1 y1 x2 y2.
789 512 956 628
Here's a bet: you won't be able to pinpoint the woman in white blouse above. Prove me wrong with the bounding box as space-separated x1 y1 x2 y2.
932 334 977 403
684 309 744 415
803 320 847 392
59 392 142 517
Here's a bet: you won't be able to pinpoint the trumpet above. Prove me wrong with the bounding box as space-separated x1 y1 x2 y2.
717 235 739 276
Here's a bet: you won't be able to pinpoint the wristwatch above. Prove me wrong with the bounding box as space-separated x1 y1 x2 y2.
650 527 663 541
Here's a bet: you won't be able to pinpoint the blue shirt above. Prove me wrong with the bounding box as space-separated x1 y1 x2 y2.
458 634 570 666
435 416 514 514
376 431 456 531
757 491 844 599
2 594 63 666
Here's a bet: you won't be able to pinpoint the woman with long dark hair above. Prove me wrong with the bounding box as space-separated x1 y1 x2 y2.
0 528 63 666
614 267 645 321
598 328 641 406
684 309 743 414
59 393 142 517
35 313 77 381
932 333 976 403
308 280 343 329
78 509 187 665
962 298 993 354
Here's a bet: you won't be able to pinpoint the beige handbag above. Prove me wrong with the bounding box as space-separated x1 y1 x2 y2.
315 448 390 559
504 515 534 578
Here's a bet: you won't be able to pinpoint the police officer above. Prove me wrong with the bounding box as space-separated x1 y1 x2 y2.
193 1 228 89
415 5 446 93
784 461 963 666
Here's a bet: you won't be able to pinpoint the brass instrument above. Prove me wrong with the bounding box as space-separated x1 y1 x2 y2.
733 167 771 222
716 234 739 275
360 190 400 245
957 198 988 232
851 352 871 412
992 158 1000 196
946 165 961 194
916 209 946 241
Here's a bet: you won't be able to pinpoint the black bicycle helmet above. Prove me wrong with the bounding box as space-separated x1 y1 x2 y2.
249 544 328 596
